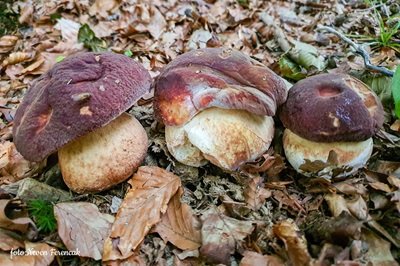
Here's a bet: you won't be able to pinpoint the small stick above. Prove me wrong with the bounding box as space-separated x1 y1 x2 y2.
317 25 394 77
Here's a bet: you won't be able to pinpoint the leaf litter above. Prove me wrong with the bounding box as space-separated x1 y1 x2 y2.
0 0 399 265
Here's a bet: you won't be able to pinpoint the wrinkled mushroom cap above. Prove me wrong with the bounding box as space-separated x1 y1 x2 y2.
13 52 151 162
280 73 384 142
154 47 288 126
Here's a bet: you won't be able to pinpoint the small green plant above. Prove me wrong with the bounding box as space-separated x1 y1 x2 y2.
27 199 57 233
78 24 107 52
0 0 20 36
391 66 400 118
375 12 400 53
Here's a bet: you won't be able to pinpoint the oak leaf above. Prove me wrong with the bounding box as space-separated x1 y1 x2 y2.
243 176 271 211
103 166 181 261
54 202 114 260
200 207 254 265
153 188 201 250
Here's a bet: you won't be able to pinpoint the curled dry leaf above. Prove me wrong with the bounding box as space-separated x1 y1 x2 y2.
0 35 18 54
0 199 36 234
0 141 46 185
153 187 201 250
273 220 312 266
324 193 350 217
103 166 181 261
200 207 254 265
54 202 114 260
240 251 284 266
243 176 271 211
2 52 36 67
0 241 55 266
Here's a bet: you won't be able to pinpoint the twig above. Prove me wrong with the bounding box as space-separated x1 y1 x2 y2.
317 25 394 77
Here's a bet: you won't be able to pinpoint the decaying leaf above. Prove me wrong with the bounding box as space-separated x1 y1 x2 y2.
273 220 312 266
2 52 35 67
0 241 55 266
244 176 271 211
200 207 254 265
0 199 36 234
0 141 46 185
240 251 284 266
103 166 181 261
362 229 399 266
0 228 24 251
153 188 201 250
54 202 114 260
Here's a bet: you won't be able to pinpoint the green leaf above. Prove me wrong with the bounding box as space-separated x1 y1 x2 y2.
56 55 65 63
278 56 307 81
78 24 107 52
124 49 133 57
392 66 400 118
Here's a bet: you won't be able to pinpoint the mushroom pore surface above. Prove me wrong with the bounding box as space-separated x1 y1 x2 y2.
13 52 151 161
279 73 384 142
58 113 148 193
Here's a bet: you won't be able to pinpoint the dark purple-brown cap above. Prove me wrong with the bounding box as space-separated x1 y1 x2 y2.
153 48 288 126
13 52 151 162
280 73 384 142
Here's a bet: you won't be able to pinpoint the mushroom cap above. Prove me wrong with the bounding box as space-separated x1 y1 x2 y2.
165 107 274 171
279 73 384 142
12 52 151 162
154 47 287 126
59 113 148 193
283 129 373 178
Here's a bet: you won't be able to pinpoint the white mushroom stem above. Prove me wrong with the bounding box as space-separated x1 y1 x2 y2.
165 107 274 171
283 129 373 178
58 113 148 193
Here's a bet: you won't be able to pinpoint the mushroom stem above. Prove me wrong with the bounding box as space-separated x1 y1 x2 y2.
58 113 148 193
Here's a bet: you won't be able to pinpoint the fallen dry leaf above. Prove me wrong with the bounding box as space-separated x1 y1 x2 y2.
243 176 271 211
0 241 55 266
103 166 181 261
54 202 114 260
0 36 18 54
273 220 313 266
0 199 36 234
0 228 24 251
2 52 35 67
362 229 399 266
200 207 254 265
153 188 201 250
0 141 46 185
240 251 284 266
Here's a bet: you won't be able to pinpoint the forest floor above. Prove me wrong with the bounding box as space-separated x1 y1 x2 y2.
0 0 400 265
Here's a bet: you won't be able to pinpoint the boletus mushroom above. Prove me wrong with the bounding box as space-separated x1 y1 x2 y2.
154 48 288 171
13 52 151 193
279 73 384 178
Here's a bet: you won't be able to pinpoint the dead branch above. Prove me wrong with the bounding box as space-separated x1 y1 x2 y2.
317 25 394 77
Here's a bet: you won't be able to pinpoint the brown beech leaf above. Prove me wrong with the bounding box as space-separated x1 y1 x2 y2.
153 188 201 250
0 228 24 251
54 202 114 260
0 35 18 54
200 207 254 265
240 251 284 266
0 141 46 185
103 166 181 261
1 52 35 67
244 176 271 211
0 241 55 266
273 220 313 266
0 199 36 234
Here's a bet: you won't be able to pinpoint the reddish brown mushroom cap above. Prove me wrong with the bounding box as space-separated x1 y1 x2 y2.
279 73 384 142
13 52 151 162
154 48 287 126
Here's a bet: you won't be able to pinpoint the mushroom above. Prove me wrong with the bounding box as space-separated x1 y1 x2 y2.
279 73 384 178
12 52 151 193
153 48 288 171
